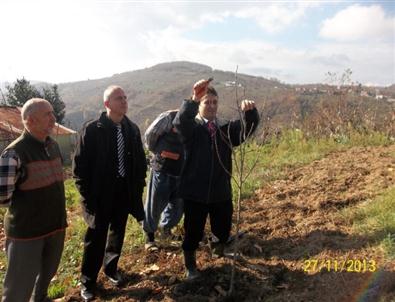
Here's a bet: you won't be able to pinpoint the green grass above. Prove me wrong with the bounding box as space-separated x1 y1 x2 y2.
47 180 85 297
64 178 80 208
232 129 393 200
341 186 395 259
123 218 146 253
47 282 65 299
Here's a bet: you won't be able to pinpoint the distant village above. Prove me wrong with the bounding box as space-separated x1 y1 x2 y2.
221 80 395 102
292 85 395 102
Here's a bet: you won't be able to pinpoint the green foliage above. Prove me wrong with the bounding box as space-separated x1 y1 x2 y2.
42 84 66 124
382 234 395 259
341 186 395 258
5 78 41 107
5 78 66 124
123 218 145 253
42 181 85 297
346 131 391 147
64 179 79 208
48 282 66 299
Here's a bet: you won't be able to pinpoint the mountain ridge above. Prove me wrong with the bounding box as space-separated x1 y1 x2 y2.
2 61 393 133
57 61 286 130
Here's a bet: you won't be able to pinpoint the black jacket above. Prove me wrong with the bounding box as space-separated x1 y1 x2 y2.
173 100 259 204
72 112 147 228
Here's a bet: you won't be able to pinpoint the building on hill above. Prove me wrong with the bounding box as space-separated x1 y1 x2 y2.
0 106 77 164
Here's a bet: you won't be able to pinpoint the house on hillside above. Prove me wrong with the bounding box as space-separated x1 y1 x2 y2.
0 106 77 164
375 94 384 100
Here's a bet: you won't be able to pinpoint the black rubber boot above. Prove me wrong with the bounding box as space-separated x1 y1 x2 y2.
184 250 200 281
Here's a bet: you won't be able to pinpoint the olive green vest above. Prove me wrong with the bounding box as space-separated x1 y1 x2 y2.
4 131 67 239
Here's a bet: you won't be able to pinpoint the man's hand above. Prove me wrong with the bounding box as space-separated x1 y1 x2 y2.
191 78 213 102
241 99 256 112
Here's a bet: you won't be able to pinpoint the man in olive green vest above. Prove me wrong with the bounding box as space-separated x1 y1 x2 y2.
0 98 67 302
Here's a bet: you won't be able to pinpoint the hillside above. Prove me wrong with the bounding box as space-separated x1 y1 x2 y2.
57 61 394 139
58 61 286 130
61 144 395 301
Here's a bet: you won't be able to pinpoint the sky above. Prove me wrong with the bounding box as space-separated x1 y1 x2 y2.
0 0 394 86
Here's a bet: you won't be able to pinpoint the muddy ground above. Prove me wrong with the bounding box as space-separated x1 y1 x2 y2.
13 145 395 301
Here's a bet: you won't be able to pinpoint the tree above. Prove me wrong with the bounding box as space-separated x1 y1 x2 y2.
5 78 66 124
42 84 66 124
5 78 41 107
0 87 6 105
212 67 260 296
226 69 260 296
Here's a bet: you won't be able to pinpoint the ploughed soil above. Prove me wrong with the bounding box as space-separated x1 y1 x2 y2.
8 144 395 301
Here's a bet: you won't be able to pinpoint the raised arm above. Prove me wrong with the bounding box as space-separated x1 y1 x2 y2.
173 78 212 143
228 100 260 147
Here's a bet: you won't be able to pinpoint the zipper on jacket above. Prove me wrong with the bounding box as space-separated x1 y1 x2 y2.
206 136 215 204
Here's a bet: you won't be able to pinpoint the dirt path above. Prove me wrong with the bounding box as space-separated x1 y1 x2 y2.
63 144 395 301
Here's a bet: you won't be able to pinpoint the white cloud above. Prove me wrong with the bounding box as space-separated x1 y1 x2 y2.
0 1 122 82
141 29 310 82
234 3 314 33
312 41 394 85
320 4 395 41
184 2 317 34
0 1 393 86
140 26 394 85
0 1 317 83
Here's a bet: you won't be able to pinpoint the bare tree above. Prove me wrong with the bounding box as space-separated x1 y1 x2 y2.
213 66 260 296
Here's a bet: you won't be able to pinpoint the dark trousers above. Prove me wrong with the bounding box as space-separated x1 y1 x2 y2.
182 200 233 251
80 178 129 289
2 230 65 302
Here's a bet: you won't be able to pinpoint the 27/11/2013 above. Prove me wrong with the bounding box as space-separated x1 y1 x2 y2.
303 259 377 273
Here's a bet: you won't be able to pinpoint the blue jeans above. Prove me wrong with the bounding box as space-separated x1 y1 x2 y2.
143 170 183 234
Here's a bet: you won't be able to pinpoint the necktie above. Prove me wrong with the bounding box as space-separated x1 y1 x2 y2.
207 121 216 138
116 124 126 177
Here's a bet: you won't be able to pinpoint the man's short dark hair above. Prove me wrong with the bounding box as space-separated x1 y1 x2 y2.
206 86 218 97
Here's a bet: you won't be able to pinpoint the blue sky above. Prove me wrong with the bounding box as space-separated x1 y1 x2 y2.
0 0 394 85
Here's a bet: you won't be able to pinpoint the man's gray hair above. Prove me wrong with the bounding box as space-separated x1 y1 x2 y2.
103 85 122 103
21 98 50 123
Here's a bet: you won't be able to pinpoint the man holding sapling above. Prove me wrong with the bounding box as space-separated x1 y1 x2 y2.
173 78 259 280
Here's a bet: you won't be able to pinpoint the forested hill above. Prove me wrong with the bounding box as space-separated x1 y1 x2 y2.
57 61 394 137
58 61 284 130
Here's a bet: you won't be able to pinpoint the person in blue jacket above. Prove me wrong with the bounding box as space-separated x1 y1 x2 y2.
143 110 185 250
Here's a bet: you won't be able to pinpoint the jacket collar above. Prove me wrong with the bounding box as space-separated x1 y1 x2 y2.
97 111 123 129
96 112 134 138
22 130 52 147
195 114 227 127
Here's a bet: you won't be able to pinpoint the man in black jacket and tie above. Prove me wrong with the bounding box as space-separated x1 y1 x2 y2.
73 85 147 301
174 79 259 280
